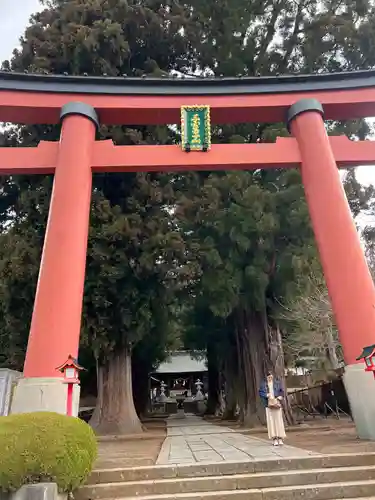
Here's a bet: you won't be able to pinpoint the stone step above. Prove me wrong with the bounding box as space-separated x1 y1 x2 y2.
77 466 375 499
88 453 375 484
85 480 375 500
81 480 375 500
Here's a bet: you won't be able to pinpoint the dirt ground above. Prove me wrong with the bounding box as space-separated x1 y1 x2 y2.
207 415 375 455
249 419 375 454
277 426 375 454
95 419 166 468
94 417 375 469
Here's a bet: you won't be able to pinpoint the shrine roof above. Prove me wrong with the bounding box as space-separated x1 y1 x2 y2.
155 352 207 374
1 69 375 96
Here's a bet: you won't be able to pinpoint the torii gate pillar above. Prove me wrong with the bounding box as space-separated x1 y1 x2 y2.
288 99 375 439
11 102 98 417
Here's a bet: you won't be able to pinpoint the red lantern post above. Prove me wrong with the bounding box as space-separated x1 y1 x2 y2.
56 355 84 416
356 345 375 380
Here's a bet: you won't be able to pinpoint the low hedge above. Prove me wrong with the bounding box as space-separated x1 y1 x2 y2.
0 412 97 493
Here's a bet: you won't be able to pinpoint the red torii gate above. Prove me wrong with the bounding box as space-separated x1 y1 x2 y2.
1 70 375 437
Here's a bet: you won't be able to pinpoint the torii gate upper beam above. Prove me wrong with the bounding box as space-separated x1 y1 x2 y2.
0 69 375 124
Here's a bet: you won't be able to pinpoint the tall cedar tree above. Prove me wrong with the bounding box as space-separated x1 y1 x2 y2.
176 0 375 423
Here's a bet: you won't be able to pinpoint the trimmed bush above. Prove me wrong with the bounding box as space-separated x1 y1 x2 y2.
0 412 97 493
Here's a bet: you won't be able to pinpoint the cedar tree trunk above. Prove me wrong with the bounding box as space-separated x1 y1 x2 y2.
269 323 294 425
90 347 143 435
206 340 220 415
222 358 238 420
235 308 268 427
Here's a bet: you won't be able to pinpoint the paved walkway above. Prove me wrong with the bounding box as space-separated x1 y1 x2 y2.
157 415 317 465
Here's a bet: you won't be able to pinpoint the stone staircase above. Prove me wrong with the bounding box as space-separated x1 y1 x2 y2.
76 452 375 500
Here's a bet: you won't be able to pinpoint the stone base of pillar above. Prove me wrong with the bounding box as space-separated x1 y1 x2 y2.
343 363 375 440
10 377 80 417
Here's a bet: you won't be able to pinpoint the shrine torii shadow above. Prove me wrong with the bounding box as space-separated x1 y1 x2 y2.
1 70 375 438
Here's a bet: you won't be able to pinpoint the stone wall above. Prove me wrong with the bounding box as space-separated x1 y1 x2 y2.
0 369 21 416
0 483 66 500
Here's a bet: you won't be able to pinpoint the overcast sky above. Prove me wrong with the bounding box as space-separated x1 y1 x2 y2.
0 0 40 62
1 0 375 195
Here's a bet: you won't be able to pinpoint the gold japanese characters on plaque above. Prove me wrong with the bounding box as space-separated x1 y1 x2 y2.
181 105 211 152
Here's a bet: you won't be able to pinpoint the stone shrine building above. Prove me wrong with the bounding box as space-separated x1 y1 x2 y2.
150 351 207 414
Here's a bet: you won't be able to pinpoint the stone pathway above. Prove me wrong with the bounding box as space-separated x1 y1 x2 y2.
157 414 317 465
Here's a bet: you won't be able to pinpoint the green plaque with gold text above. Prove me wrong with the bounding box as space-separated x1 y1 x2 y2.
181 105 211 152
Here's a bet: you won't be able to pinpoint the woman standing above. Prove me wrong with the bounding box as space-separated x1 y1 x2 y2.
259 372 286 446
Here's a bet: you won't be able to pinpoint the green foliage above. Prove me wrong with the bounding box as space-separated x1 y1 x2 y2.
81 186 185 361
0 412 97 493
179 167 316 327
0 187 48 369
